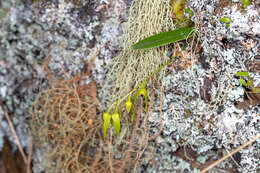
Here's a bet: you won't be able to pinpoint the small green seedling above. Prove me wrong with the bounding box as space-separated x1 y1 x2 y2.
240 0 250 8
220 17 231 27
236 71 260 92
236 71 249 77
132 27 194 50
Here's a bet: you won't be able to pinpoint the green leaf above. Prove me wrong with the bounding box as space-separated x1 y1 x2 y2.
111 110 121 135
240 78 248 87
102 112 111 138
240 0 250 8
220 17 231 23
132 27 194 50
236 71 249 77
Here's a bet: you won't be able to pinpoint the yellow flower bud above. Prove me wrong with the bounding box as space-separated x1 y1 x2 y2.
112 110 120 135
125 95 133 114
102 112 111 138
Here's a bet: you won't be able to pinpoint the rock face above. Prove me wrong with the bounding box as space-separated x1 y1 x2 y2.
0 0 259 173
145 0 260 172
0 0 126 172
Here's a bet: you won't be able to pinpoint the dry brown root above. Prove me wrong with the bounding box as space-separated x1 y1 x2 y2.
30 71 104 172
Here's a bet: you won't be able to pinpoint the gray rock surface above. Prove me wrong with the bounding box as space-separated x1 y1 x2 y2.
0 0 259 173
144 0 260 172
0 0 127 172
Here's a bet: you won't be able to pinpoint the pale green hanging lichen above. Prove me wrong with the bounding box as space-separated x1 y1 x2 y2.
106 0 175 105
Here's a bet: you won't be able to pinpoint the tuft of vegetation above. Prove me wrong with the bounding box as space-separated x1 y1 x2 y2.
220 17 231 27
236 71 260 93
103 0 196 138
220 17 231 23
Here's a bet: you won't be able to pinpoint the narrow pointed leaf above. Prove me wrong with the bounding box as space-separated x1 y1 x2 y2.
236 71 249 77
133 27 194 50
240 78 248 87
112 112 120 135
102 112 111 138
